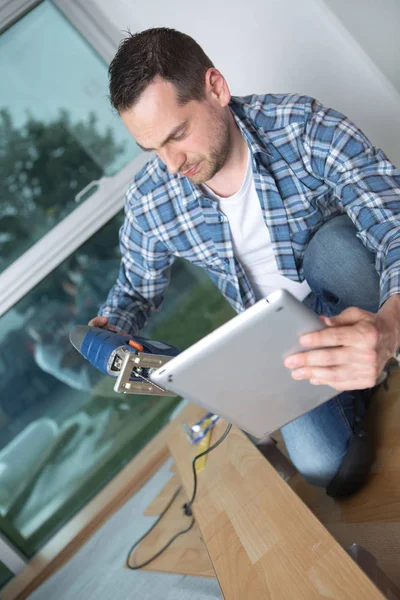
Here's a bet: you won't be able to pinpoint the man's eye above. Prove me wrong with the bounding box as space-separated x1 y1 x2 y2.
173 132 187 142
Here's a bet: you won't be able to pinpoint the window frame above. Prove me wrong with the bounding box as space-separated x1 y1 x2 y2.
0 0 120 58
0 0 154 317
0 0 158 583
0 1 42 34
0 532 26 577
0 154 151 317
53 0 122 63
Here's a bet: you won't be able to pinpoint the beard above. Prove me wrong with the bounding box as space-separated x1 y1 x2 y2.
181 112 231 185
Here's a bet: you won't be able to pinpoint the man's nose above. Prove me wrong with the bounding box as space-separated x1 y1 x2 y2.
160 146 185 175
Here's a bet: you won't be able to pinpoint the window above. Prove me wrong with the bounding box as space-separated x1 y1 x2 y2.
0 214 179 556
0 215 232 558
0 1 140 274
0 0 234 575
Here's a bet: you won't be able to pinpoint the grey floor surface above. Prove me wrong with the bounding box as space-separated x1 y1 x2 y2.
28 458 222 600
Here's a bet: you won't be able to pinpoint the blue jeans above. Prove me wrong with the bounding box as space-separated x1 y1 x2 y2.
280 214 380 487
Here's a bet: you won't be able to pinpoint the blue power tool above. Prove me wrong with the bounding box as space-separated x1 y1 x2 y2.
69 325 180 395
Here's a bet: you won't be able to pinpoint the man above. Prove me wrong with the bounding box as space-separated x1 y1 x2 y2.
90 27 400 496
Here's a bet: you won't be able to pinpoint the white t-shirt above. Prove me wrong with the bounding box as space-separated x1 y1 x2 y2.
202 148 311 302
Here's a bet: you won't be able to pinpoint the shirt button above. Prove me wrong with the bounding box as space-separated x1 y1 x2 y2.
218 215 224 222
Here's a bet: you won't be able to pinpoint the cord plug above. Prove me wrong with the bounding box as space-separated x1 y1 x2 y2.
182 502 193 516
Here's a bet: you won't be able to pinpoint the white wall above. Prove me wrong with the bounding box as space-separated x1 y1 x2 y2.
323 0 400 97
93 0 400 166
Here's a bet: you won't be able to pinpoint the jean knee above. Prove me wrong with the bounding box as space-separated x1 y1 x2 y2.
303 215 380 313
285 444 346 488
280 399 353 487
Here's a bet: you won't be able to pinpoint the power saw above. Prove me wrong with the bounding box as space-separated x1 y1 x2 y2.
69 325 180 396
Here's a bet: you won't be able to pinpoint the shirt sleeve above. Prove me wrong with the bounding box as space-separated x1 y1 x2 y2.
98 192 174 335
303 98 400 307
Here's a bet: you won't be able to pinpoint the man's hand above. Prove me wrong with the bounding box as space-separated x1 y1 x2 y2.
284 306 399 391
87 316 129 336
88 315 110 329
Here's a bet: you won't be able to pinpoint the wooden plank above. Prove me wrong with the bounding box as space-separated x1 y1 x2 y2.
289 368 400 590
168 404 385 600
134 482 214 578
2 419 173 600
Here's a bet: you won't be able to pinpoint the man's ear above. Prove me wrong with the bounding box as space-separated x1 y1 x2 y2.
205 68 231 107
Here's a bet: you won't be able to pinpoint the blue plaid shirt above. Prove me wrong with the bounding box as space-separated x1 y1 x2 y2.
100 93 400 335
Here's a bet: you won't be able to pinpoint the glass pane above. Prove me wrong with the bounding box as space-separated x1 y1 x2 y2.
0 560 13 589
0 211 234 557
0 0 141 273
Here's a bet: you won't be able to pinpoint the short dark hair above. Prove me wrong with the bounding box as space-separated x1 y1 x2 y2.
108 28 214 113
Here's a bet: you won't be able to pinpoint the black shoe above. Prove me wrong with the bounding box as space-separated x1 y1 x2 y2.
326 387 375 499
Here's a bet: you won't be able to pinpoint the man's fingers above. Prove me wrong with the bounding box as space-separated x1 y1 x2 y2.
299 325 353 348
86 317 129 337
88 316 108 327
324 307 367 327
285 347 376 369
299 320 378 350
310 377 375 392
289 306 386 391
291 364 378 389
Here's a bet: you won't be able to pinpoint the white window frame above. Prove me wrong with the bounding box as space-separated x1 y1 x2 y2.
53 0 122 63
0 1 42 32
0 532 26 576
0 0 152 317
0 0 153 575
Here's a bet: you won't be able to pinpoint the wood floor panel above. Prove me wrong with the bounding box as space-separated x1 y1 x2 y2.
134 476 215 578
289 369 400 588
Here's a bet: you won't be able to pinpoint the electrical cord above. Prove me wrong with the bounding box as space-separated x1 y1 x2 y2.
183 422 232 516
126 422 232 570
126 486 195 570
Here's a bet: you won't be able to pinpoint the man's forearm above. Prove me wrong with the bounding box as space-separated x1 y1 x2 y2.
99 280 148 336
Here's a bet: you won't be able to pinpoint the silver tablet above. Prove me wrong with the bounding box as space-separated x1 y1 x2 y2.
150 289 337 437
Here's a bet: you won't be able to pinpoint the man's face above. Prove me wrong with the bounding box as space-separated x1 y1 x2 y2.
120 75 231 185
